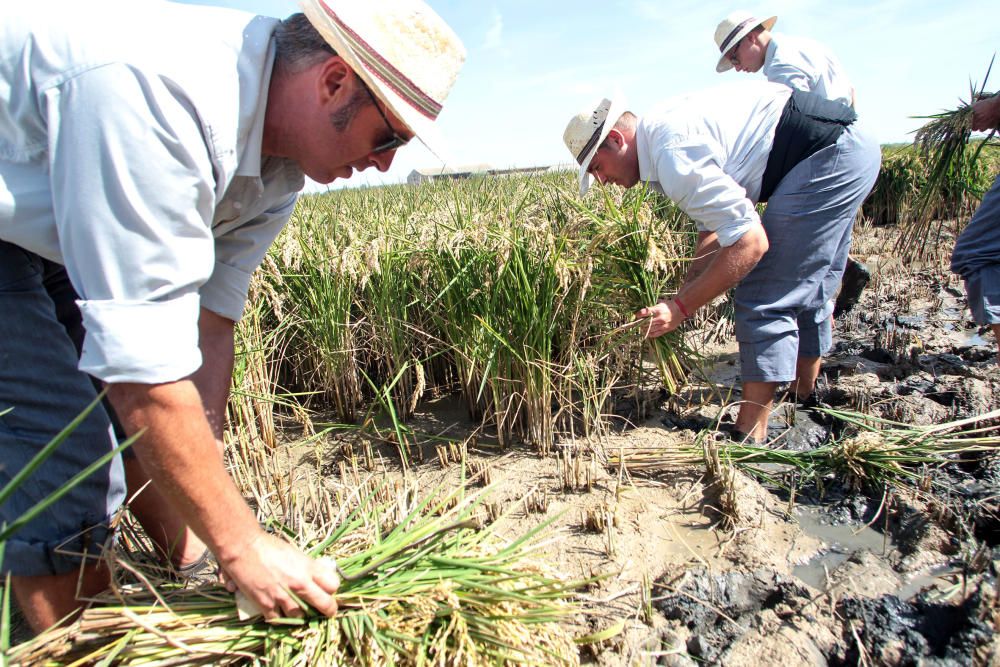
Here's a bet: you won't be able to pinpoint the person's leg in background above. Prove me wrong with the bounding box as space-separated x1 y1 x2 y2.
962 266 1000 365
834 257 871 318
952 175 1000 364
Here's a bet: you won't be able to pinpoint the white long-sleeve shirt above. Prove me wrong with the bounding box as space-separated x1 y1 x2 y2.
0 0 304 384
638 81 792 247
762 32 854 107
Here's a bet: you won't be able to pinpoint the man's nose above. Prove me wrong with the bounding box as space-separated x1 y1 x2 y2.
369 150 396 173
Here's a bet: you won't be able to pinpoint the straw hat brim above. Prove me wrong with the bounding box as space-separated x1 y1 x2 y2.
716 15 777 73
300 1 458 161
578 96 625 197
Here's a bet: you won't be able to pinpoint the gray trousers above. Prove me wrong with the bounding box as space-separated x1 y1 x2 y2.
734 124 881 383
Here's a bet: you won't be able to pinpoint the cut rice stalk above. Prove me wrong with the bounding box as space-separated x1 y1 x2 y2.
10 484 585 666
608 409 1000 491
898 57 998 258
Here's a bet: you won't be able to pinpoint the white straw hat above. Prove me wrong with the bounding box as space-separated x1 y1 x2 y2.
562 94 626 196
299 0 466 159
714 11 777 73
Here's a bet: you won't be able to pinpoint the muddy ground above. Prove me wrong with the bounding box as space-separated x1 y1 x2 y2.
292 221 1000 666
8 223 1000 665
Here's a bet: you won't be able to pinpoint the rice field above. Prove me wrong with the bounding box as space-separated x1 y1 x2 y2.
5 149 1000 664
862 143 999 230
236 171 702 457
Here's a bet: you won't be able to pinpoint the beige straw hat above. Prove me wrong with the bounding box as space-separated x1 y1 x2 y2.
299 0 466 159
562 94 626 196
714 10 777 73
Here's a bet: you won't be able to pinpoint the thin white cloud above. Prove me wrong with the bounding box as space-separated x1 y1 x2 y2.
483 9 504 51
632 0 670 22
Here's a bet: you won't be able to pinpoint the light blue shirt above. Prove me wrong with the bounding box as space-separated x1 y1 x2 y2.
762 33 854 107
637 81 791 247
0 0 304 384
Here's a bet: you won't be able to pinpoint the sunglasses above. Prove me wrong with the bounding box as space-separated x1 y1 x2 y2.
362 85 411 155
726 37 745 65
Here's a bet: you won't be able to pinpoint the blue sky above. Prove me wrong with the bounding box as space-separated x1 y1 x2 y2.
173 0 997 190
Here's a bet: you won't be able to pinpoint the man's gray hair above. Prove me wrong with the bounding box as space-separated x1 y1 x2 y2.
274 13 337 71
274 13 372 131
598 111 637 150
613 111 637 133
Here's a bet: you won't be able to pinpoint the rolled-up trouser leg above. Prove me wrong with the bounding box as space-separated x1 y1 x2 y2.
735 124 882 383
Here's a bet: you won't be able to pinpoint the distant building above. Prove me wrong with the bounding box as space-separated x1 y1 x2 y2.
406 164 554 186
406 164 493 186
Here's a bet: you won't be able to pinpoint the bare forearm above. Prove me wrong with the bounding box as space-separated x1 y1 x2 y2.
637 225 768 338
684 231 721 284
190 308 235 444
678 225 768 311
108 380 260 564
107 318 339 619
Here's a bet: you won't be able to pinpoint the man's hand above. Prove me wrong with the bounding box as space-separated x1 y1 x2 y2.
219 531 340 621
109 379 339 622
635 300 685 339
972 95 1000 132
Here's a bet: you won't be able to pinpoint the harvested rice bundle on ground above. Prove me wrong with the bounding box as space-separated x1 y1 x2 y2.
609 408 1000 491
8 486 584 666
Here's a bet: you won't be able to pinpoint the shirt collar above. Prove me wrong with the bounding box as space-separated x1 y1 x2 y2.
636 119 656 185
234 44 275 180
763 35 778 71
232 40 304 194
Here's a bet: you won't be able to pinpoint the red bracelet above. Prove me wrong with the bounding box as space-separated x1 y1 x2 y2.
673 296 691 320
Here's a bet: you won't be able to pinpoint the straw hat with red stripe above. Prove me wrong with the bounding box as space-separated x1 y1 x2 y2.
300 0 466 158
714 11 777 73
562 94 627 196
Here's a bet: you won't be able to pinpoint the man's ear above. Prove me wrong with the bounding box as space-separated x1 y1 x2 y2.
606 129 626 151
316 56 353 105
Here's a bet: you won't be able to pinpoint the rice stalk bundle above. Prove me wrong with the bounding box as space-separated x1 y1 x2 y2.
425 177 589 451
479 227 572 452
426 235 497 423
608 408 1000 490
226 268 310 500
9 486 583 666
228 263 301 452
425 183 534 443
574 186 698 394
897 58 998 258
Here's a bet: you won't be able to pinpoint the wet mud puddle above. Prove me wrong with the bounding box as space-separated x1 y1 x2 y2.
793 504 889 587
792 505 955 600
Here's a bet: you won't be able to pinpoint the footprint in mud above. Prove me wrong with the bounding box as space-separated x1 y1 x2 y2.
653 568 998 666
655 569 829 664
837 586 996 666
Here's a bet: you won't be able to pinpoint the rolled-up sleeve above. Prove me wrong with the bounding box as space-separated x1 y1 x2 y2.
45 63 217 384
653 141 761 248
202 192 296 321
